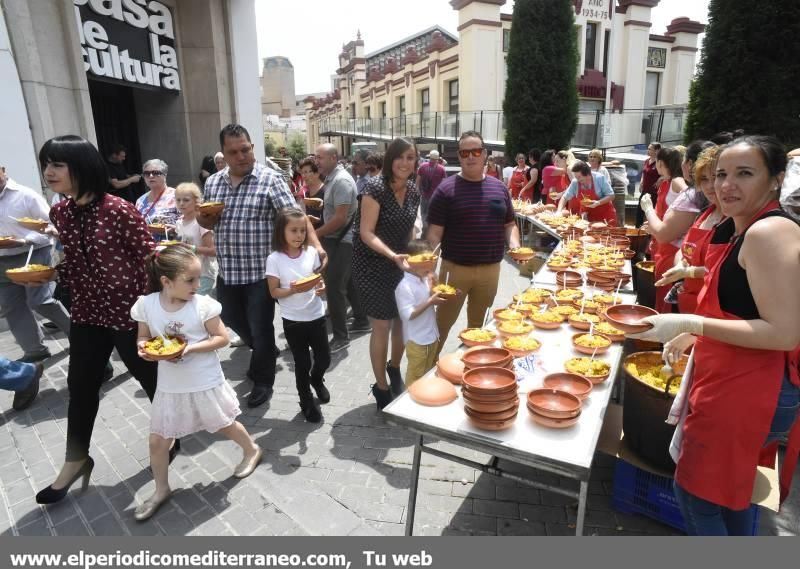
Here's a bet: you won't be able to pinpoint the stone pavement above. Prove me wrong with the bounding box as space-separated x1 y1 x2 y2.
1 259 797 537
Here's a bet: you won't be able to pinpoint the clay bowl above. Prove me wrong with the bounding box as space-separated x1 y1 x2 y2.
462 366 517 394
493 307 526 322
568 314 601 331
147 223 167 234
555 270 582 283
143 336 186 361
461 346 512 369
542 373 593 400
571 299 599 314
529 409 581 429
436 353 465 384
408 376 458 406
16 219 48 232
510 303 537 317
547 261 572 271
407 255 438 273
589 269 623 281
198 201 224 216
496 320 534 338
530 312 565 330
432 286 461 301
621 248 636 260
564 357 612 384
291 273 322 293
594 325 626 342
458 328 498 348
501 337 542 357
608 227 627 237
571 332 612 355
527 388 582 419
5 266 56 285
463 402 519 422
303 197 324 209
462 383 519 401
0 236 25 248
508 248 535 262
603 304 658 334
466 414 518 431
462 394 519 414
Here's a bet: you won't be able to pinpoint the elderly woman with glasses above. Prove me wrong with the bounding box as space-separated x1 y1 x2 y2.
135 159 179 239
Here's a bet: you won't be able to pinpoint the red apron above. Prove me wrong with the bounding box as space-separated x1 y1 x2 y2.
509 168 527 199
675 201 800 510
577 175 617 225
650 179 678 313
676 206 718 314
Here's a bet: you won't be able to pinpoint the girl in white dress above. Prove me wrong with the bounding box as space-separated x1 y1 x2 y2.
131 244 261 521
174 182 218 295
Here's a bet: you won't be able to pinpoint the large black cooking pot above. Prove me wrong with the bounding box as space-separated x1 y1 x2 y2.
622 351 688 472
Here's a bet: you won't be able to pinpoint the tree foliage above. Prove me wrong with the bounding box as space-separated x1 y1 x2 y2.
286 133 307 163
504 0 579 156
685 0 800 147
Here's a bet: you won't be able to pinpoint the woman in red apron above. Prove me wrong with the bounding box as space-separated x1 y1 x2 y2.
654 146 726 314
630 136 800 535
507 154 528 199
641 147 694 313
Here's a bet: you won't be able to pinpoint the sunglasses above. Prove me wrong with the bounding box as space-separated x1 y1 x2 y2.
458 148 485 158
143 171 164 177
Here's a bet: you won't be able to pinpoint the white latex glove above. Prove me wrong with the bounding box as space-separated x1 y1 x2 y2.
662 333 696 365
654 265 703 287
627 313 704 343
640 193 654 215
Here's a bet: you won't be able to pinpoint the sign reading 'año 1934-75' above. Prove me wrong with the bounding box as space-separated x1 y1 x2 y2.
74 0 180 92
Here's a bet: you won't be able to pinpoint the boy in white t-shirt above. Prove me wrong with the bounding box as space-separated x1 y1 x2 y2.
394 240 446 385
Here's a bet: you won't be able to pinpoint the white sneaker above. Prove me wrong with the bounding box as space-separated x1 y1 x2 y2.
228 329 245 347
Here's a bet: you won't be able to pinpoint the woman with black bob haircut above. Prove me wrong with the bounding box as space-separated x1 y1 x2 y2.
34 135 170 505
352 137 420 409
39 135 109 204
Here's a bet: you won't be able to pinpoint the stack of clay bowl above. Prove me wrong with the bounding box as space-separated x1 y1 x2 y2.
526 388 582 428
461 365 519 431
587 269 631 291
555 270 583 288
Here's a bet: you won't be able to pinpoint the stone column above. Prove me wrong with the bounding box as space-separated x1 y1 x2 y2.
663 18 704 105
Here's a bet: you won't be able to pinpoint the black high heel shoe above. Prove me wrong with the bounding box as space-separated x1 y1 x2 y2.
35 457 94 504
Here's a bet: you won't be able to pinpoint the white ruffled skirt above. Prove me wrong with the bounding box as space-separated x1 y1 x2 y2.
150 381 241 439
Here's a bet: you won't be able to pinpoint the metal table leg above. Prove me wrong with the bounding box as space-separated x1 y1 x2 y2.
575 480 589 536
404 435 423 536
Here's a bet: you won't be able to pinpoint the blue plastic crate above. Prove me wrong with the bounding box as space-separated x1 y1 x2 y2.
611 458 760 534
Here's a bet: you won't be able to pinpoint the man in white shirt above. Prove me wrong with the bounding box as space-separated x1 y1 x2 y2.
0 167 71 362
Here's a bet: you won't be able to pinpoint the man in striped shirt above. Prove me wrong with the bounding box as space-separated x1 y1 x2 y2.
426 131 521 352
200 124 326 408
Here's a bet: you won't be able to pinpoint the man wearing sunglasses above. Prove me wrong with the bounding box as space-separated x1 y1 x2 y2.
426 131 521 352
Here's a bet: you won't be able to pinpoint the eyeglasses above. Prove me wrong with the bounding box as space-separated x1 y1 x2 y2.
143 171 164 177
458 148 485 158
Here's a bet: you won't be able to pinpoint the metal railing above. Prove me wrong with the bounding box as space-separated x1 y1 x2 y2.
316 106 688 151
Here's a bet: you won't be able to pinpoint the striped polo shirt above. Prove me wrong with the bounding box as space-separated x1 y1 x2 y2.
427 174 514 266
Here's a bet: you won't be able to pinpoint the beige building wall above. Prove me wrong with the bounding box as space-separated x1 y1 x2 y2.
3 0 256 188
307 0 702 151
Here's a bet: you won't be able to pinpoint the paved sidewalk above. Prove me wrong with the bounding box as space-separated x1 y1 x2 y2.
1 260 797 536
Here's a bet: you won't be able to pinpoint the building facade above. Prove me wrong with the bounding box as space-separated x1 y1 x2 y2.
1 0 264 193
305 0 703 155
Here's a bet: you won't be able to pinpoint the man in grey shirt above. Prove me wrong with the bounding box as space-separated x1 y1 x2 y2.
314 144 359 353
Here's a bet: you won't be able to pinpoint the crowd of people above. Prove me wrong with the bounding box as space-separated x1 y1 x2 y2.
0 123 798 535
